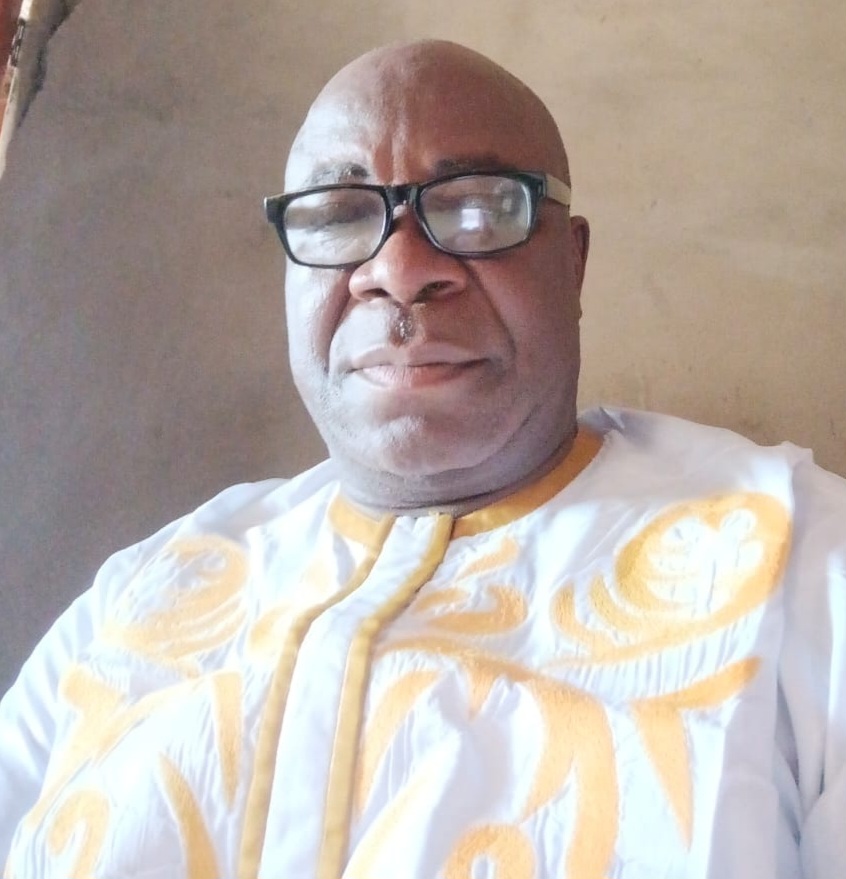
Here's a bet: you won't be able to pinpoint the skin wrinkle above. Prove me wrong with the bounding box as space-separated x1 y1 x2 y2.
282 40 589 515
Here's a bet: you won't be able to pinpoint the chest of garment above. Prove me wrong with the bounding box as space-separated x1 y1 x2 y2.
4 476 796 879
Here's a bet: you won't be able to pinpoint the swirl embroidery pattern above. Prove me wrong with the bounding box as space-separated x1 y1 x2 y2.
14 536 251 879
357 493 791 878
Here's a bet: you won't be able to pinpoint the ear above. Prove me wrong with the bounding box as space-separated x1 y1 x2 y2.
569 215 590 292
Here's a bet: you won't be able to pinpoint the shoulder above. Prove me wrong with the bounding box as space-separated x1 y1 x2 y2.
0 461 338 858
93 458 339 609
2 459 340 694
580 405 805 459
582 404 846 536
783 457 846 604
792 455 846 531
774 446 846 828
578 406 809 503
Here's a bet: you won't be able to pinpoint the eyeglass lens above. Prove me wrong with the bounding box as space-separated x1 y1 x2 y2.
282 175 533 267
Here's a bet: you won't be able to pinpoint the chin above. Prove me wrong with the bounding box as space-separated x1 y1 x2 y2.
372 439 494 479
338 416 507 480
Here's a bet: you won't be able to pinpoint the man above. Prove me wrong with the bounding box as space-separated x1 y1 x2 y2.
1 39 844 879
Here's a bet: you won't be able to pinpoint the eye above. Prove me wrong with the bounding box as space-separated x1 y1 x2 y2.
285 191 383 232
420 176 532 253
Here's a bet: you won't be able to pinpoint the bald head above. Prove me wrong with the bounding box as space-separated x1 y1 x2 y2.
287 40 571 188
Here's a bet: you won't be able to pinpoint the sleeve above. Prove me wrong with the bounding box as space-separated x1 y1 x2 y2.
0 476 299 867
0 530 172 866
0 579 105 862
0 475 294 867
777 458 846 879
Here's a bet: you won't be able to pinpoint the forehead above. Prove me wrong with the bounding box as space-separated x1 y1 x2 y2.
285 53 565 189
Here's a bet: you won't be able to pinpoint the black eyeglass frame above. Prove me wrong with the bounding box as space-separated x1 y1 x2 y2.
263 170 572 269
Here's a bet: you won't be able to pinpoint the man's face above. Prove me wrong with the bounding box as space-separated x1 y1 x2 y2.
283 50 589 507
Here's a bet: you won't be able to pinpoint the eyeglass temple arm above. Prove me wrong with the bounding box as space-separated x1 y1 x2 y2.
545 174 572 208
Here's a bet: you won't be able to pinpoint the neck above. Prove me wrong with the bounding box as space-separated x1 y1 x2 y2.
337 427 580 519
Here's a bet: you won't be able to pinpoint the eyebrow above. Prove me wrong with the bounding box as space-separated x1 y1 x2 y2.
301 163 370 187
432 155 519 176
300 155 519 187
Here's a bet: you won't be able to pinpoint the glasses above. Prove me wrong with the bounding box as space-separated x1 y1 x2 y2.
263 170 571 268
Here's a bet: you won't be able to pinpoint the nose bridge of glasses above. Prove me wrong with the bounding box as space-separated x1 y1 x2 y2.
383 182 419 214
381 182 428 237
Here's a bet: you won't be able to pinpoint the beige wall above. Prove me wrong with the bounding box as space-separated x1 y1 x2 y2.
1 0 844 687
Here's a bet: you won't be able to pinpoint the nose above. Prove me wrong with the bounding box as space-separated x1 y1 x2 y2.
347 208 467 305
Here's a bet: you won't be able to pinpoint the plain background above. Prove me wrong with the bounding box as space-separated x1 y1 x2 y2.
1 0 844 688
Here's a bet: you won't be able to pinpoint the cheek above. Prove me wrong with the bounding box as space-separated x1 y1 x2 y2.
285 268 349 373
480 262 575 343
485 261 581 381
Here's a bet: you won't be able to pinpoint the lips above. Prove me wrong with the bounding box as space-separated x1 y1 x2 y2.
346 342 486 389
348 341 482 371
355 361 483 389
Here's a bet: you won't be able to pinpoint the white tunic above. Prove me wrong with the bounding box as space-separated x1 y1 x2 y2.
1 408 845 879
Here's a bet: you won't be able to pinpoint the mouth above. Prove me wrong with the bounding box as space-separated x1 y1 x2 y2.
354 361 485 389
347 342 487 389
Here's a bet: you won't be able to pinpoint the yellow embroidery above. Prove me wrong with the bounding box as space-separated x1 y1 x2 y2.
443 824 535 879
46 789 110 879
452 429 603 538
159 755 220 879
631 658 760 845
211 670 243 808
412 538 527 637
247 552 336 659
552 493 790 665
659 656 761 711
616 494 788 613
631 701 692 844
328 494 392 552
550 582 616 654
454 536 520 580
368 639 619 875
354 669 440 816
25 666 180 829
25 668 121 828
25 667 239 840
378 635 551 716
238 514 396 879
344 755 439 879
247 604 291 657
397 658 615 872
350 492 785 875
374 643 762 871
519 676 617 830
102 536 249 675
376 635 518 717
413 586 470 615
317 515 454 879
426 585 528 637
